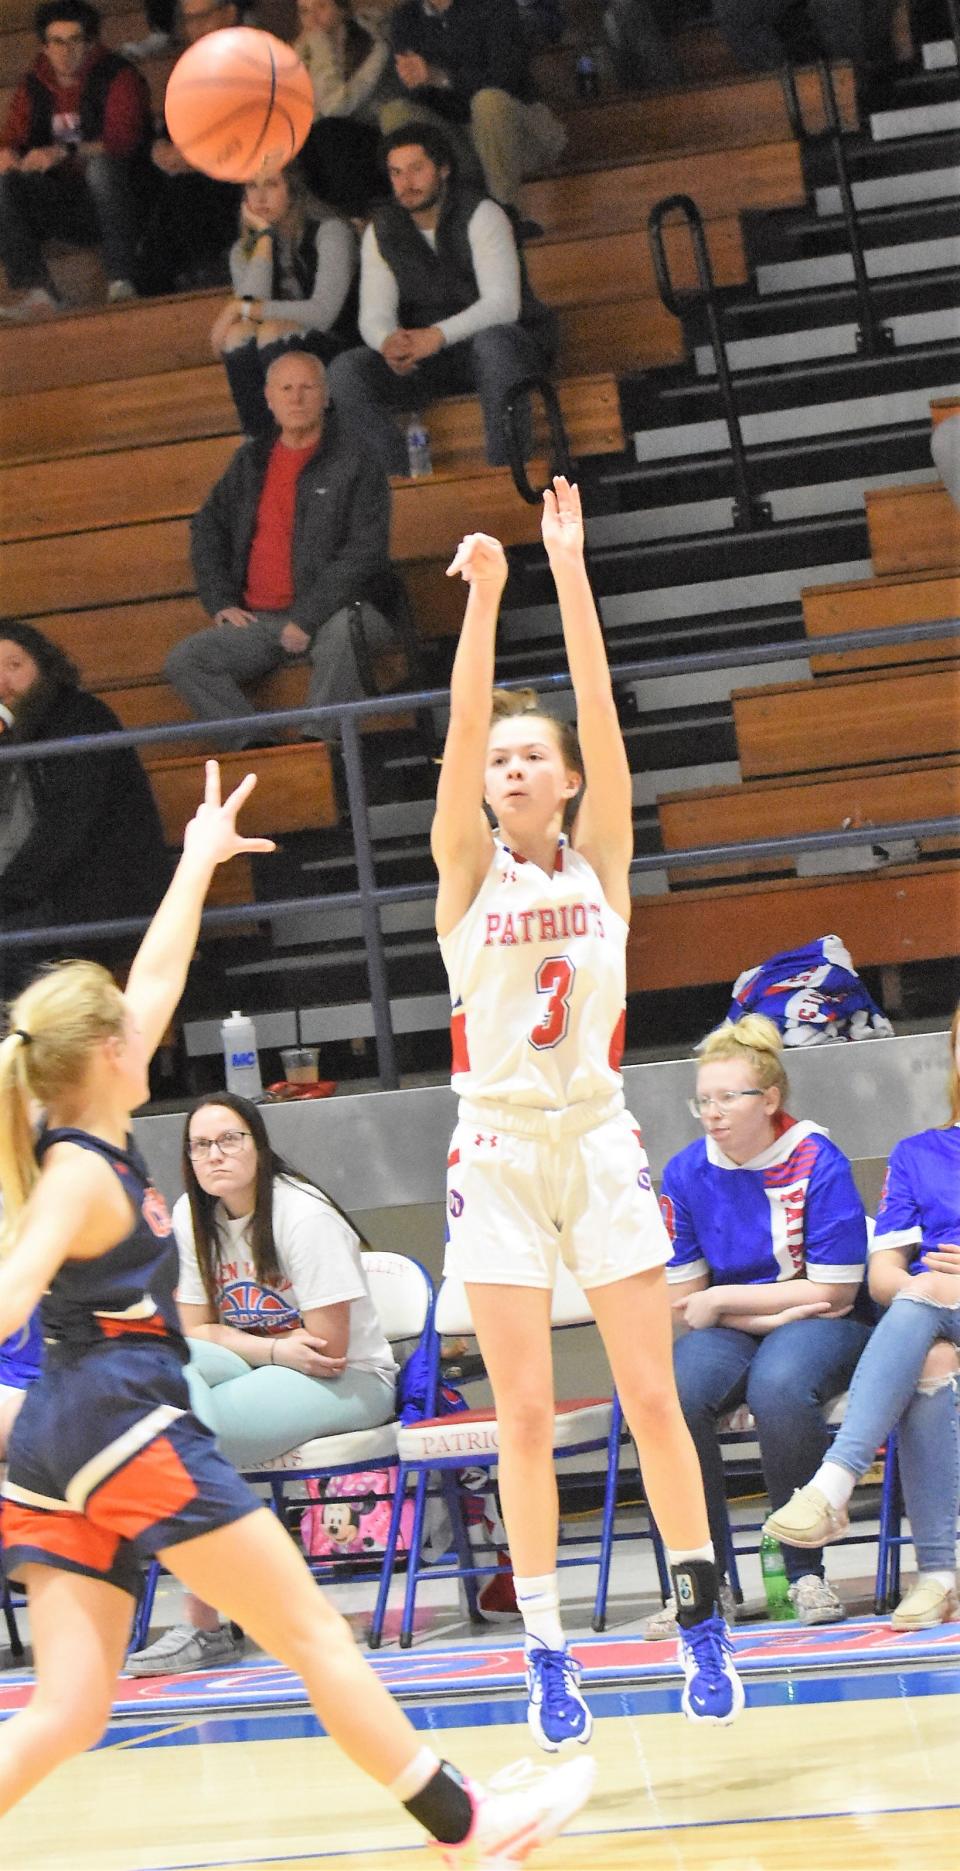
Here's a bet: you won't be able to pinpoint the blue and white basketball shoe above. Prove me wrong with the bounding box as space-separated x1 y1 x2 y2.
524 1642 593 1751
678 1614 745 1724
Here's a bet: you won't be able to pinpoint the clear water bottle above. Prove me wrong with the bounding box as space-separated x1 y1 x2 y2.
760 1532 794 1620
221 1010 263 1100
405 414 432 478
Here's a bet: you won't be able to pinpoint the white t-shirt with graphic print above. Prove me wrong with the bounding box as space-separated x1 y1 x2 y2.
173 1175 396 1380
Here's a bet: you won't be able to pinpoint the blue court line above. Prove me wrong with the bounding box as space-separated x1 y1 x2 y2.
97 1663 960 1750
99 1798 960 1871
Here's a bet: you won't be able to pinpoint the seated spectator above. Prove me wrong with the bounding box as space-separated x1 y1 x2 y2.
326 125 558 474
122 0 177 60
602 0 683 89
126 1092 398 1675
132 0 244 297
647 1013 871 1634
765 1005 960 1629
210 161 358 438
712 2 898 105
0 2 152 319
380 0 566 224
0 623 170 998
296 0 398 219
165 348 395 747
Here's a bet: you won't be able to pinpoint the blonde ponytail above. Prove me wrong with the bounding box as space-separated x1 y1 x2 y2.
698 1013 789 1103
0 961 126 1254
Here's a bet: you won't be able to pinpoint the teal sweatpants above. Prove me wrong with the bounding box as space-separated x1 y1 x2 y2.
184 1338 396 1470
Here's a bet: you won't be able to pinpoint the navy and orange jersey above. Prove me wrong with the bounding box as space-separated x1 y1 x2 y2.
37 1127 188 1361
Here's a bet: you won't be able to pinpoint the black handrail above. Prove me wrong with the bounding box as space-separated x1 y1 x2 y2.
502 372 575 504
780 58 894 358
647 194 772 533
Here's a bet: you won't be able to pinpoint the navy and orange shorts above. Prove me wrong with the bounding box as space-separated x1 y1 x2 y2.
0 1342 260 1598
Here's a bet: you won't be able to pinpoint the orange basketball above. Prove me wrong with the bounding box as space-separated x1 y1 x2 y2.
164 28 314 184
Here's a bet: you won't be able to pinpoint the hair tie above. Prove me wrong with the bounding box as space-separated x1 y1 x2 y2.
12 1028 32 1045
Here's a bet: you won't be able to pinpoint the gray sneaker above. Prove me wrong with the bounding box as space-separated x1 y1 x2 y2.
643 1578 738 1640
787 1574 844 1624
126 1622 243 1677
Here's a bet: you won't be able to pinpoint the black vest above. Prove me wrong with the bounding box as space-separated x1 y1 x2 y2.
24 50 150 157
272 212 360 349
372 186 557 355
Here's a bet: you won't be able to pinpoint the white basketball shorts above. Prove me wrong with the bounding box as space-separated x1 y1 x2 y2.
443 1096 671 1290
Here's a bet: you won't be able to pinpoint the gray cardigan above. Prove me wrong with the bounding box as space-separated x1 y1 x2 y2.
190 412 391 640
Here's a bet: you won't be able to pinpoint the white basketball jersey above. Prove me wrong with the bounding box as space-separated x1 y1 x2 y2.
439 837 628 1108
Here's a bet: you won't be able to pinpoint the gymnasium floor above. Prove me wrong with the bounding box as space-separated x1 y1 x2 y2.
3 1514 959 1871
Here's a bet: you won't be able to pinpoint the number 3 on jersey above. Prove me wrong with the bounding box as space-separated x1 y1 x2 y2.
530 955 576 1050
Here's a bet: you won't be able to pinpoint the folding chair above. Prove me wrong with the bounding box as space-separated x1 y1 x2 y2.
368 1259 668 1650
130 1252 435 1654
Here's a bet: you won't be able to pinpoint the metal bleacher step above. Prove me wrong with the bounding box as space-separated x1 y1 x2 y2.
870 96 960 139
630 362 960 464
598 419 935 510
505 552 871 640
815 159 959 215
755 223 960 295
923 40 958 71
587 465 939 545
693 304 959 375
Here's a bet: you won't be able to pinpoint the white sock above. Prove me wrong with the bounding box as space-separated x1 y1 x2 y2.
514 1572 565 1652
666 1540 715 1567
811 1461 856 1512
919 1570 956 1594
389 1745 442 1802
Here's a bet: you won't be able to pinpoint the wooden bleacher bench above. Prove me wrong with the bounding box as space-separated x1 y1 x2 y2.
0 291 221 398
803 568 960 673
732 664 960 778
558 65 856 166
147 743 337 846
0 352 625 468
657 756 960 883
526 216 747 309
627 863 960 993
865 482 960 578
521 137 805 242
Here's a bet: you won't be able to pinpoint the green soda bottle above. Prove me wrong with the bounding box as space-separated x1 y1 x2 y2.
760 1532 795 1620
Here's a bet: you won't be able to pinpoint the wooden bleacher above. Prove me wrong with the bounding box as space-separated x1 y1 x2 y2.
865 482 960 578
731 665 960 779
521 137 805 241
803 568 960 673
147 743 337 843
657 757 960 883
627 864 960 993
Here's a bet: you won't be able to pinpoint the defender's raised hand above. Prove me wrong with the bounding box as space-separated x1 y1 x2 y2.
541 476 585 565
446 532 509 589
182 761 277 869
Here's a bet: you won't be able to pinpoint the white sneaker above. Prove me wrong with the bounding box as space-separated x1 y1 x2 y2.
126 1622 243 1677
121 31 171 58
787 1574 844 1624
643 1577 738 1640
437 1756 596 1868
107 278 138 303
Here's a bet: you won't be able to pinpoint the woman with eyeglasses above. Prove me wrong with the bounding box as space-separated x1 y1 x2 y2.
765 1004 960 1629
127 1089 397 1676
647 1013 871 1635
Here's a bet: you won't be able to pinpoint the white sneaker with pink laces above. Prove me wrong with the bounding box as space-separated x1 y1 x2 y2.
436 1756 596 1868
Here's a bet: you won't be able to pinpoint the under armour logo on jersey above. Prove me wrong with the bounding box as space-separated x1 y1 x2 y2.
474 1132 499 1148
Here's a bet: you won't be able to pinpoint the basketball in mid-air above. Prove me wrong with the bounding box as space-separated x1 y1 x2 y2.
164 28 314 184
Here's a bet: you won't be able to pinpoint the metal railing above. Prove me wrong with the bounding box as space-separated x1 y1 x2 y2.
648 194 772 532
780 57 894 357
2 616 958 1089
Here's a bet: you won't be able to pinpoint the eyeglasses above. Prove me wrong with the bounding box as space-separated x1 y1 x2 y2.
187 1129 252 1159
182 4 226 21
45 32 87 46
688 1090 766 1119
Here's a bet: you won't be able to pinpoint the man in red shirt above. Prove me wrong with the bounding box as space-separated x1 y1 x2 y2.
167 348 395 746
0 1 151 318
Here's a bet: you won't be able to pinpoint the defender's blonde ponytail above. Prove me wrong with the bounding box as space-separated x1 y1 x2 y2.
0 961 126 1253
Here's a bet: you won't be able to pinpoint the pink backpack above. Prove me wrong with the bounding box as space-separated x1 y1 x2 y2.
300 1467 416 1559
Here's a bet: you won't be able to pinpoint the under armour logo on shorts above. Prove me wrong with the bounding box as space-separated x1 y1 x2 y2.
474 1132 498 1148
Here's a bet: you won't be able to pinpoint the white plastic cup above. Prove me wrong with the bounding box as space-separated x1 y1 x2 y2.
280 1045 321 1085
